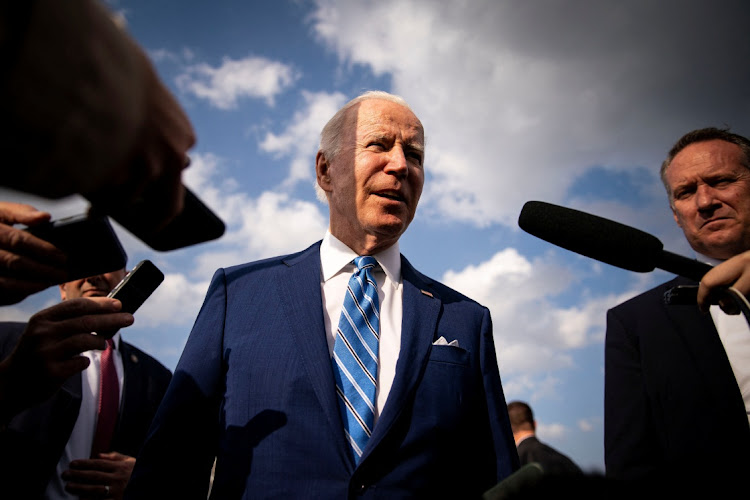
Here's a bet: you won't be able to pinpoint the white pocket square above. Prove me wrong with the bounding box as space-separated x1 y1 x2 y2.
433 336 459 347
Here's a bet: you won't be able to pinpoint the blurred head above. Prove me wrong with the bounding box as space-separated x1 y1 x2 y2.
59 268 127 301
661 127 750 260
507 400 536 434
315 90 425 255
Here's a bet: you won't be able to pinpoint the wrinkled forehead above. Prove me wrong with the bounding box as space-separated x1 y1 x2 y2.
349 99 424 147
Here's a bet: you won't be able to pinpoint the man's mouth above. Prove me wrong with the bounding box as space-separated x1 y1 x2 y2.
375 191 405 202
702 217 729 229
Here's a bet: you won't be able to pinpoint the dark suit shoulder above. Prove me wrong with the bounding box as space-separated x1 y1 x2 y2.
609 276 695 313
401 255 487 308
221 241 321 281
121 340 171 371
517 436 583 476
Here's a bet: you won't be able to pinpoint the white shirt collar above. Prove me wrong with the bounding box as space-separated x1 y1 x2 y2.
320 230 401 287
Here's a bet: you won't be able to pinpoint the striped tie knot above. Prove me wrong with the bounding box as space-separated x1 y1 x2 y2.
332 255 381 463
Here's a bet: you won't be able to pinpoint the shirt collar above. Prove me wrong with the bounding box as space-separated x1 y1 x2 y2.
320 230 401 286
109 331 121 350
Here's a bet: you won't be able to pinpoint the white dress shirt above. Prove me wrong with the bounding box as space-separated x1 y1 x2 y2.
320 231 403 423
700 254 750 427
46 332 125 499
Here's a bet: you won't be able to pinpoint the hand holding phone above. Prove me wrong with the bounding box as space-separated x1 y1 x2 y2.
25 214 128 284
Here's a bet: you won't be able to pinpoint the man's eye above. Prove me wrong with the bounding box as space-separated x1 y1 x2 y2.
408 152 423 165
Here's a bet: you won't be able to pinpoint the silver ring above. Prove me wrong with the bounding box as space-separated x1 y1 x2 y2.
104 485 110 496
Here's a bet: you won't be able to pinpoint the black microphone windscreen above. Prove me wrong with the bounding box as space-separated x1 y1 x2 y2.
518 201 663 273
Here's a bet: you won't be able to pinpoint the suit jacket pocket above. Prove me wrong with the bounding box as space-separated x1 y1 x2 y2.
429 344 469 366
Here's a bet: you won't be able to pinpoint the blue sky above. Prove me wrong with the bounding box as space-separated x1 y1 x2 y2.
3 0 750 472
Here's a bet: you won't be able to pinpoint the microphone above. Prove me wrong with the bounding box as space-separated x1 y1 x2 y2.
517 201 713 282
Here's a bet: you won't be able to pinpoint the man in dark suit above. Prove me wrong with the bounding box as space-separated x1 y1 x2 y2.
507 401 582 476
0 266 172 499
605 127 750 496
126 90 519 499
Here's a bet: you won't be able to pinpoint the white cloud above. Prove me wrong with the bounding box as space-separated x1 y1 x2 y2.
309 0 750 231
176 56 300 109
259 90 348 186
441 248 643 375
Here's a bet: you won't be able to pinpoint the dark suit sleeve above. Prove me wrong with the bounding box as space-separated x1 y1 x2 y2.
125 269 228 499
479 308 521 480
604 305 658 479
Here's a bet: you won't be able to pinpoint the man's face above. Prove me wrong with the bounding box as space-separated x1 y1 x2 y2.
666 139 750 260
59 269 127 301
317 98 425 254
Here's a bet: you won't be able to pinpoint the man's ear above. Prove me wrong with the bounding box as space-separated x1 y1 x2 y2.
315 151 332 193
58 284 67 301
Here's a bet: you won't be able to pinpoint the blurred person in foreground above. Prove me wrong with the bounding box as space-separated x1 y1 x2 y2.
1 0 195 234
507 401 583 476
605 127 750 496
125 90 519 499
0 266 172 499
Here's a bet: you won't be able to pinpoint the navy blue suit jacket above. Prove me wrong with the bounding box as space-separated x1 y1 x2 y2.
127 242 519 499
0 322 172 499
604 276 750 491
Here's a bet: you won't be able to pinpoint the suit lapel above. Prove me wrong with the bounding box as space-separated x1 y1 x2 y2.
365 256 441 454
276 244 348 451
115 341 137 443
665 278 745 408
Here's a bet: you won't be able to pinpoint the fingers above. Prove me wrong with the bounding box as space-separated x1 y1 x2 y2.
0 205 68 304
697 251 750 312
64 455 135 499
0 202 52 226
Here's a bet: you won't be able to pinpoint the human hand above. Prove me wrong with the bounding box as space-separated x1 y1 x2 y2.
0 202 68 305
63 451 136 500
697 250 750 314
4 0 195 233
0 297 133 420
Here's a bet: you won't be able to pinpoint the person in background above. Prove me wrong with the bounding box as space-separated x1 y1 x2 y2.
605 127 750 496
507 401 583 476
0 267 172 499
125 90 519 499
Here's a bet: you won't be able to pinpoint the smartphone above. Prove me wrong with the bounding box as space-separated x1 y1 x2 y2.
107 259 164 314
26 214 128 283
104 186 226 252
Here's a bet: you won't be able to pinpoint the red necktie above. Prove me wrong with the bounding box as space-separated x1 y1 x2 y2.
91 338 119 457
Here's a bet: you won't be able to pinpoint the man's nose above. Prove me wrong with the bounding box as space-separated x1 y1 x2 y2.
384 146 408 177
695 184 719 211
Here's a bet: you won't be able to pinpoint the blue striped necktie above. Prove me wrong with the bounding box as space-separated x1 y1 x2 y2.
332 255 380 463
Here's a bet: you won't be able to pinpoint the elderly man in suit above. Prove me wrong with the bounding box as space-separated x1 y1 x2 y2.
126 90 519 499
0 266 172 499
605 127 750 496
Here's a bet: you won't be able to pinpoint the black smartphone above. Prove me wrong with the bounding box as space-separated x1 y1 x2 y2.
104 186 226 252
107 259 164 314
26 214 128 283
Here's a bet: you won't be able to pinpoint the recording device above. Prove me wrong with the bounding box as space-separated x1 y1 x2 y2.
101 186 226 252
517 200 714 282
25 214 128 283
107 259 164 314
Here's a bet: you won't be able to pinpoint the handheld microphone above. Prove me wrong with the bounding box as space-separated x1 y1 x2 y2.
517 201 713 282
